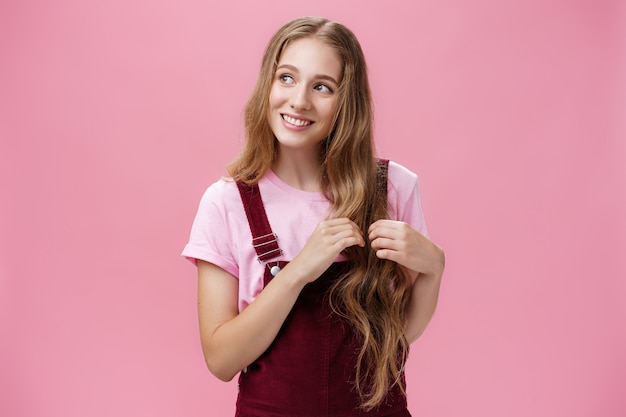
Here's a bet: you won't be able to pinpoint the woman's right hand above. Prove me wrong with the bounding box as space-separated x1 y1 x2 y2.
197 218 364 379
285 217 365 284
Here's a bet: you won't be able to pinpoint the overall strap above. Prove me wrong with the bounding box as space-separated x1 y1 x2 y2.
236 181 282 263
377 158 389 200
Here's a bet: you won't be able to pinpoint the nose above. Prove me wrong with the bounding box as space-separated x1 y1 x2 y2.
289 84 311 111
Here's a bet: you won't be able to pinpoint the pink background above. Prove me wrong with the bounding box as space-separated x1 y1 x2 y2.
1 0 625 416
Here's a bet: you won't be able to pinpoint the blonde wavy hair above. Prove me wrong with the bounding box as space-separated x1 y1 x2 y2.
228 16 412 411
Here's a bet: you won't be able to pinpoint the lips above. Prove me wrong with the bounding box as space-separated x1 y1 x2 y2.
282 114 313 127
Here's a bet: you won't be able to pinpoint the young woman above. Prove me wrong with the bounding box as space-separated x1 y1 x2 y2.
183 16 445 417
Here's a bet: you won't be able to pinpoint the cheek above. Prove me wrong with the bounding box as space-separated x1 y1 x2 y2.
268 84 285 109
321 100 339 121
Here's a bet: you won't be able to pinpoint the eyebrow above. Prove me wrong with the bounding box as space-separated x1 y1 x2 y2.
276 64 340 86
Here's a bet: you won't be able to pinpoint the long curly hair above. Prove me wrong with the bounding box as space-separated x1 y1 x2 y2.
228 16 412 411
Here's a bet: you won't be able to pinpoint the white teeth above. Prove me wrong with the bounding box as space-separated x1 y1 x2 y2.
282 114 312 127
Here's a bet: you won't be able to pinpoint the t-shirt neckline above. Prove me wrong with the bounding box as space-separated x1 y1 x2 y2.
264 169 329 202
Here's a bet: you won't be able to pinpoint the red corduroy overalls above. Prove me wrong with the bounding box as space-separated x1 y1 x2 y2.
235 160 410 417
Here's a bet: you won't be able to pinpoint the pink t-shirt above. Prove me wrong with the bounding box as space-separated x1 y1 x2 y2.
182 160 428 312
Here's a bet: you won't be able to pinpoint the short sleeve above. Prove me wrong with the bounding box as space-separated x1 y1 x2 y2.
387 161 429 237
181 180 240 278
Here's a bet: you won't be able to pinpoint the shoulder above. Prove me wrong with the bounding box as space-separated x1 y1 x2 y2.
198 177 242 209
193 177 249 226
386 160 419 192
384 160 428 234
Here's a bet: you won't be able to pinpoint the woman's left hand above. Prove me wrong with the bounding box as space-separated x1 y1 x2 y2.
368 220 444 284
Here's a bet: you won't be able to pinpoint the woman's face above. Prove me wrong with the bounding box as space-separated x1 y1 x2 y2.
268 36 342 155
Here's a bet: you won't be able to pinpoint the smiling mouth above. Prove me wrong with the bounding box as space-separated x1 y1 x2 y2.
282 114 313 127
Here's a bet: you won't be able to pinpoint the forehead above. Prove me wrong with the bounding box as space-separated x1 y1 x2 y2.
277 37 343 82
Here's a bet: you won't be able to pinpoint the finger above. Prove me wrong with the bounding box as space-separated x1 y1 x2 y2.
317 221 354 238
339 235 366 249
368 226 402 242
370 223 420 246
368 220 404 235
329 228 365 247
324 217 354 226
369 219 403 232
337 221 365 237
374 248 402 263
370 236 401 251
321 219 363 235
324 223 363 239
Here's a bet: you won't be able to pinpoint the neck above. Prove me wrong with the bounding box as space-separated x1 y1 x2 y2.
272 147 323 192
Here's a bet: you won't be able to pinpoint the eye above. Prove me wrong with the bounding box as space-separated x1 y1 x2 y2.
314 83 333 93
279 74 295 84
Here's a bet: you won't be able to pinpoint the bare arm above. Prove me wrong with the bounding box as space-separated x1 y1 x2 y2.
197 259 307 381
369 220 445 343
197 218 365 381
402 260 444 343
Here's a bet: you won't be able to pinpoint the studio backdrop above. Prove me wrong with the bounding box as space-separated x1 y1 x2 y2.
1 1 625 416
